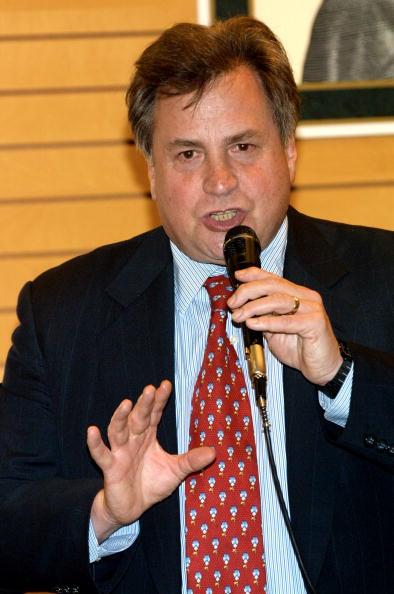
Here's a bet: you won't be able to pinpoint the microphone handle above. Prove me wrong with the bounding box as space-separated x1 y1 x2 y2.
223 225 267 400
228 264 267 393
242 326 267 402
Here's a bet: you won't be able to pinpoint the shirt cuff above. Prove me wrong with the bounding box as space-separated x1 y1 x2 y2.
88 519 140 563
318 362 354 428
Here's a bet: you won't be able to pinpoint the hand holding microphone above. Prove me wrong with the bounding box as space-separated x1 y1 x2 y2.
224 225 343 389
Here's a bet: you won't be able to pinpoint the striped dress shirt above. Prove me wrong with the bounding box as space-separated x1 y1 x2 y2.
90 217 353 594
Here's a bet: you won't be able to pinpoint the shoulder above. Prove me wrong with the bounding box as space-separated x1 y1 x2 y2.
14 226 172 348
23 227 171 307
29 226 170 296
288 207 394 266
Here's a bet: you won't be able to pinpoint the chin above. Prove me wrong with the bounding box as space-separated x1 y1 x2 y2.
192 249 225 265
180 235 226 265
205 253 226 266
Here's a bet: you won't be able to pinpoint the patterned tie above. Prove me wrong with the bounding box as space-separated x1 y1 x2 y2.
185 275 267 594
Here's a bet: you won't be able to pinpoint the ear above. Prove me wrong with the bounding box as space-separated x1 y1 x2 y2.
285 137 297 184
147 158 157 201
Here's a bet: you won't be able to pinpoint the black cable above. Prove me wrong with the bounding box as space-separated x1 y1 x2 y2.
223 225 318 592
254 379 318 594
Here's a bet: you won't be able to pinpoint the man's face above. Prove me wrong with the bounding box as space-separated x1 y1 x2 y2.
148 66 297 264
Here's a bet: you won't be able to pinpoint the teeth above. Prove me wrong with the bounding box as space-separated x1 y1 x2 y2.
211 210 237 222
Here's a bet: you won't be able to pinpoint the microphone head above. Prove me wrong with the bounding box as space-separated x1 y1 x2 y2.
223 225 262 287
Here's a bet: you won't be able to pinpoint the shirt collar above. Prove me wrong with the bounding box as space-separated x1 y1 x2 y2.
171 216 288 315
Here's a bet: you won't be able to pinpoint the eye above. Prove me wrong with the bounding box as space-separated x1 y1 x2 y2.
180 149 197 160
235 143 251 152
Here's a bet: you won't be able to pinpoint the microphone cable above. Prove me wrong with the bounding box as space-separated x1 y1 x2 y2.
254 382 318 594
224 225 318 594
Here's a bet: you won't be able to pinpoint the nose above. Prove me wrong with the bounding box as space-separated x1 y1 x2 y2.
202 157 238 196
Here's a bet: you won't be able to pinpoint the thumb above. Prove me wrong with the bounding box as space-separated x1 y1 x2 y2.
177 446 216 479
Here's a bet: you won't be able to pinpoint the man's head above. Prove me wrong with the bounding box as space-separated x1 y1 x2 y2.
127 17 300 156
126 17 299 264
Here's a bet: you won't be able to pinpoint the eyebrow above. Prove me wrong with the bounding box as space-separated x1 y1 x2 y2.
226 129 261 144
167 139 203 150
166 129 261 151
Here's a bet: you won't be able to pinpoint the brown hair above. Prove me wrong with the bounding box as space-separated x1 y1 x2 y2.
126 16 300 156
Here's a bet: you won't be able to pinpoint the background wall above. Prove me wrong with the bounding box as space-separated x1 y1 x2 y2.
0 0 195 377
1 0 393 378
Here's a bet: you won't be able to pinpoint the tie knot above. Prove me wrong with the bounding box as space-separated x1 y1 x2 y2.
204 274 233 312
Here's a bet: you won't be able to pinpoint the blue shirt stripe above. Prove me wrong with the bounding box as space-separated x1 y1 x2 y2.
89 217 352 594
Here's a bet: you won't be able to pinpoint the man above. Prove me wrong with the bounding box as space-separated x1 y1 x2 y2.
0 16 393 594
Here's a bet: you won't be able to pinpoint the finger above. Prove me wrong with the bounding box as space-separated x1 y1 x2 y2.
228 273 321 309
177 446 216 479
233 267 313 295
128 380 173 435
149 380 173 426
107 399 133 448
246 310 326 336
235 266 273 283
229 278 305 309
127 385 157 435
87 425 113 471
232 294 315 322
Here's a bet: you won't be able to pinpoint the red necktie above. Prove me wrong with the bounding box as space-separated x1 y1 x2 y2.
185 274 267 593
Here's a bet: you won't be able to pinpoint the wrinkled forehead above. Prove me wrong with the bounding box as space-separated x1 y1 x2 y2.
151 66 275 140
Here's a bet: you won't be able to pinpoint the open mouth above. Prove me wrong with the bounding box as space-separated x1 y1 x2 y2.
210 209 238 222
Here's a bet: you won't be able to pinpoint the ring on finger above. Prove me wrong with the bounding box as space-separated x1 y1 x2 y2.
271 296 300 316
287 296 300 315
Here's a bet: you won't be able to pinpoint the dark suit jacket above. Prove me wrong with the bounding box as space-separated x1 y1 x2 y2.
0 207 393 594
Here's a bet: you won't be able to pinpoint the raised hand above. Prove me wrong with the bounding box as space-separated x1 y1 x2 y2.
227 267 343 386
87 380 215 542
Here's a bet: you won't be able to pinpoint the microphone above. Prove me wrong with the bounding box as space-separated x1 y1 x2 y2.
225 228 317 594
223 225 267 402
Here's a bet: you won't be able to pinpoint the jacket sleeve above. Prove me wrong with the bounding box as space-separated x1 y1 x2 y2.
323 341 394 469
0 282 101 593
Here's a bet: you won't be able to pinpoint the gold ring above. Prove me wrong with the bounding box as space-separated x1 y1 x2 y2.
272 296 300 316
288 296 300 315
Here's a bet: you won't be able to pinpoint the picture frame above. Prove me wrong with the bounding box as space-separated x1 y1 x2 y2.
213 0 394 130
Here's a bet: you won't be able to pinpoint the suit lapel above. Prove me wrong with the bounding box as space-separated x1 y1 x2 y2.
99 228 181 593
285 207 358 334
93 210 361 589
283 208 360 583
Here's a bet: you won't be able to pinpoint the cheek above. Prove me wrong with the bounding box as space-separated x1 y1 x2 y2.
164 175 202 214
262 157 292 197
240 166 272 200
157 168 189 197
156 185 194 233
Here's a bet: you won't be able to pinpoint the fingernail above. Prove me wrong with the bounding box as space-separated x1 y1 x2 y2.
232 308 243 321
247 318 259 328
